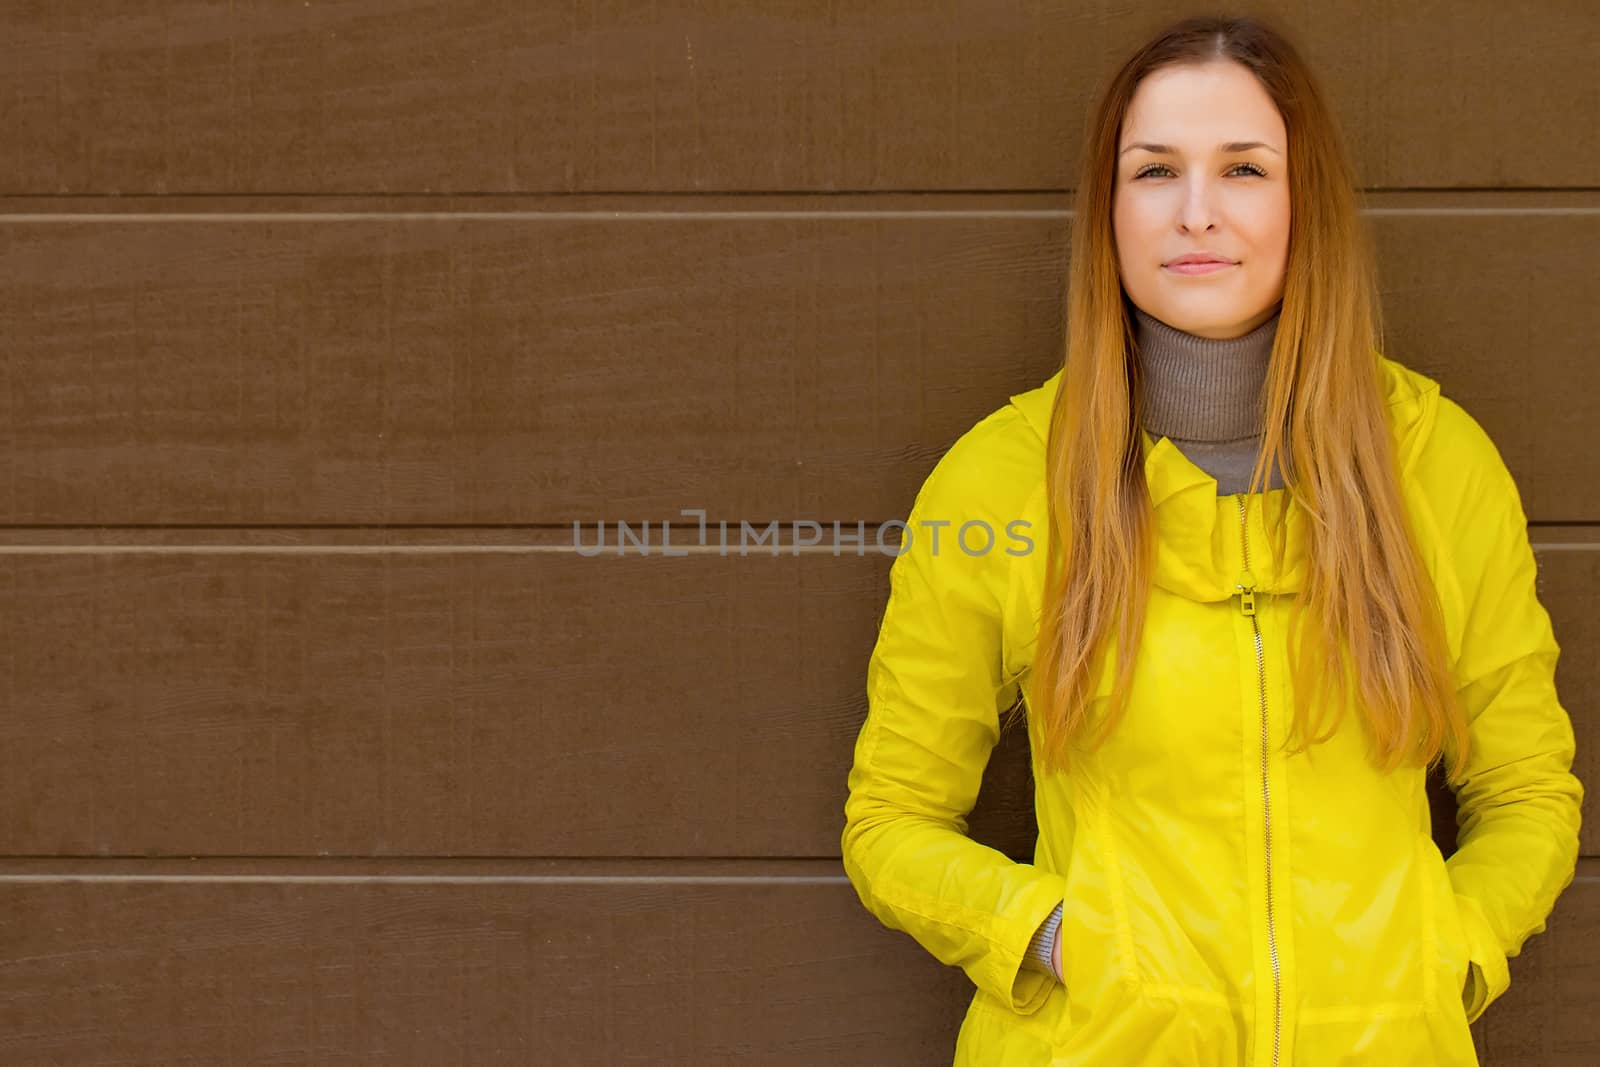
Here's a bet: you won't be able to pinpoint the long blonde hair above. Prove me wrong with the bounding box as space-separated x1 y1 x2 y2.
1024 14 1467 784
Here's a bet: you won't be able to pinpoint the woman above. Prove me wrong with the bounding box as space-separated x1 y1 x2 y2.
840 15 1582 1066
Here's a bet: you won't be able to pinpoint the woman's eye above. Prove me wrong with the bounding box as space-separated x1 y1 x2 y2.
1133 162 1267 179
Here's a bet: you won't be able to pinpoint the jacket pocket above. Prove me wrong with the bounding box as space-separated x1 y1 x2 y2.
1418 832 1513 1023
967 979 1071 1054
1419 833 1514 1025
1059 789 1141 1002
1425 836 1474 1015
1034 784 1138 1016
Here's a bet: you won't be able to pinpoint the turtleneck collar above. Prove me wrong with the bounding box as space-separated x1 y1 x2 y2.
1132 303 1280 443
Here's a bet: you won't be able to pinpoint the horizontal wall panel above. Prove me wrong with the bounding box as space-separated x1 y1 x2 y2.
0 202 1595 524
1 536 1591 858
1 2 1595 194
0 858 967 1066
0 546 883 858
0 857 1594 1065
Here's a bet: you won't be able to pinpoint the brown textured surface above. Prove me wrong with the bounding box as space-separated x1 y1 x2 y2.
0 857 1593 1064
2 1 1595 1062
1 1 1595 193
0 196 1595 522
0 531 1592 858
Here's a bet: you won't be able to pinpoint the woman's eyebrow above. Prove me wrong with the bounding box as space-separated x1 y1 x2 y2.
1119 141 1281 156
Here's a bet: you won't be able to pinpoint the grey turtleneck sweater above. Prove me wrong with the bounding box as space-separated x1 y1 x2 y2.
1019 301 1288 983
1132 303 1284 495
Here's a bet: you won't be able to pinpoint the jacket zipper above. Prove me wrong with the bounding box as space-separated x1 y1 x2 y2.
1236 493 1281 1067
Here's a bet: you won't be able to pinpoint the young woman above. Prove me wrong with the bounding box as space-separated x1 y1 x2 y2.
840 15 1582 1066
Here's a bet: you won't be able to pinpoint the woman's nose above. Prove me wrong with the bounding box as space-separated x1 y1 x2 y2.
1178 180 1219 232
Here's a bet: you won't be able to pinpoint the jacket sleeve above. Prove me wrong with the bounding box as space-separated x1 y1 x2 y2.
840 410 1068 1015
1436 403 1584 1023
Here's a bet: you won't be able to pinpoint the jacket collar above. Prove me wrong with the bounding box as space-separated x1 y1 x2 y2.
1007 355 1441 603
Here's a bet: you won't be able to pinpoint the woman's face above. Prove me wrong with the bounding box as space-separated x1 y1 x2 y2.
1112 60 1290 340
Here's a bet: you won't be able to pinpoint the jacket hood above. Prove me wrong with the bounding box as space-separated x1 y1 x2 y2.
1005 355 1444 602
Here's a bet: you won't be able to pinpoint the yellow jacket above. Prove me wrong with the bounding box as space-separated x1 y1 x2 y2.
840 355 1582 1066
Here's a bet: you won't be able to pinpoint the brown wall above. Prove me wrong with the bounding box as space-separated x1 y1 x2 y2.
0 2 1594 1063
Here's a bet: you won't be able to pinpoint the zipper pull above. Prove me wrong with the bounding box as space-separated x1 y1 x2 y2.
1237 571 1257 616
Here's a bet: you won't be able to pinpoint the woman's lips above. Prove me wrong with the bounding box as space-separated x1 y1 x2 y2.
1164 260 1237 276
